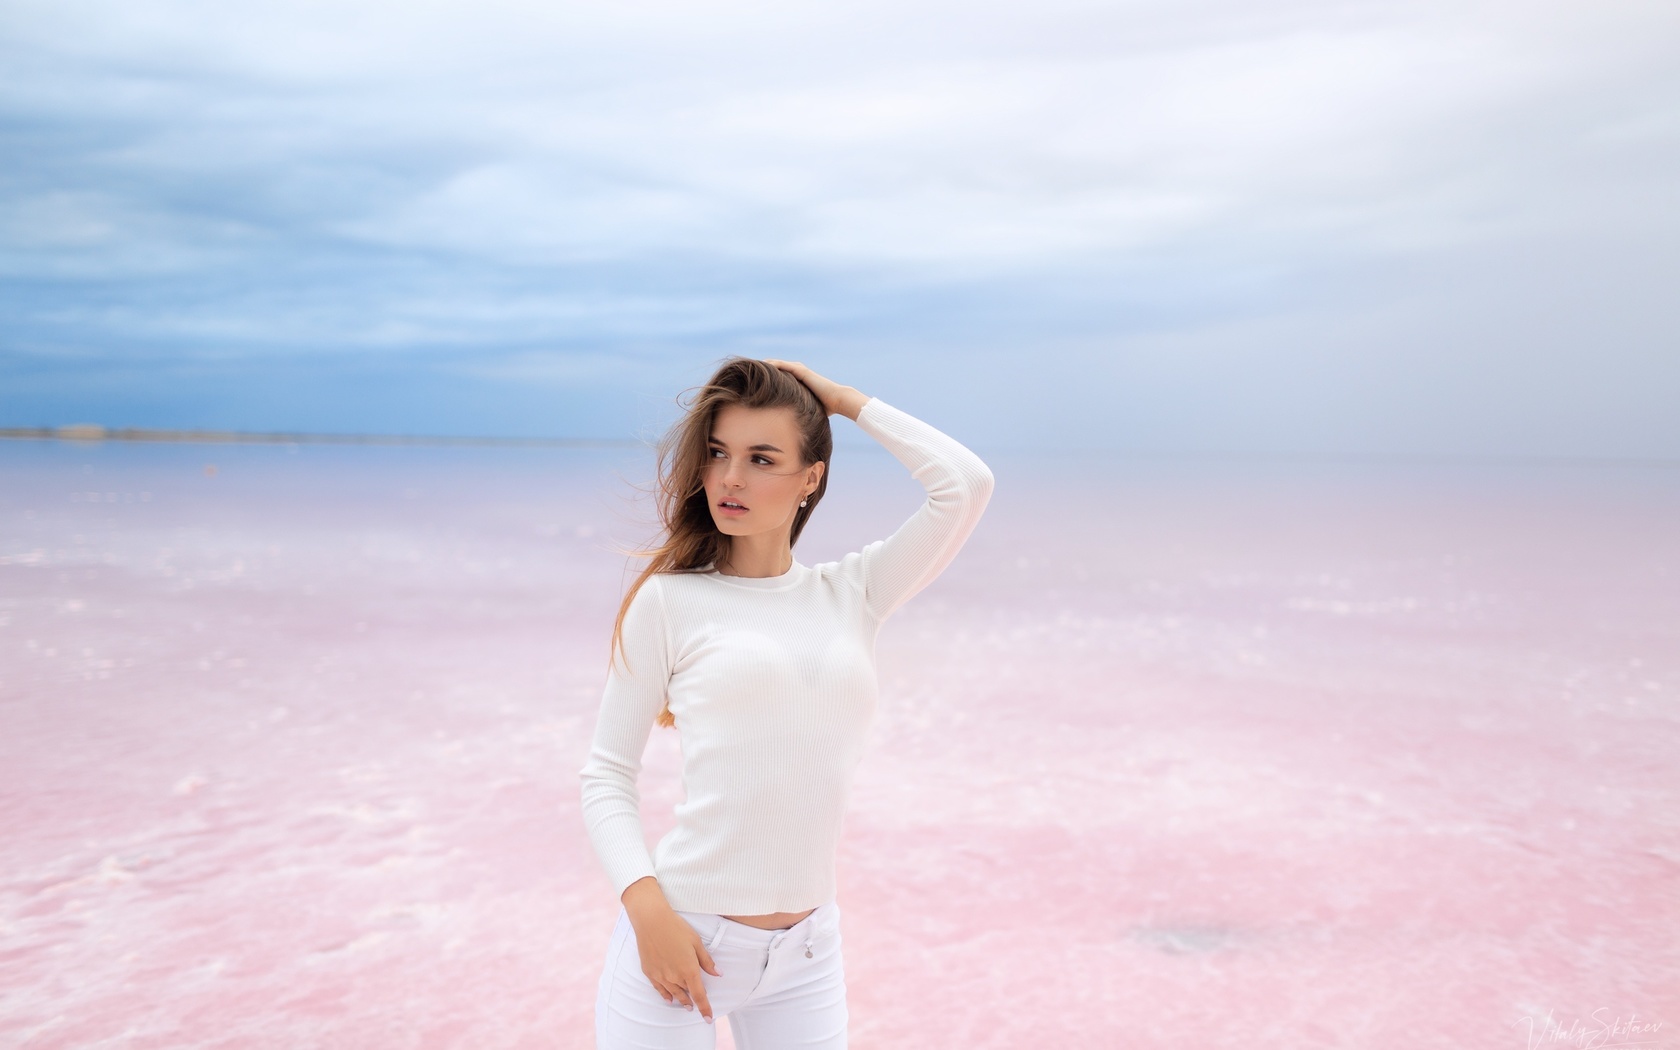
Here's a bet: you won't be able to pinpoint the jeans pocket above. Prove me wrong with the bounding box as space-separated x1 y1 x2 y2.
816 902 843 942
673 910 728 948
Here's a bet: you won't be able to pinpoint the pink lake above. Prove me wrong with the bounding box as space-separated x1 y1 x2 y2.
1 437 1676 1049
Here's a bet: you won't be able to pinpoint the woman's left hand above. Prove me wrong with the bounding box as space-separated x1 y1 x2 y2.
764 360 868 420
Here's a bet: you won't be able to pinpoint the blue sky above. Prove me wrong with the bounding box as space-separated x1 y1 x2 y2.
2 0 1676 457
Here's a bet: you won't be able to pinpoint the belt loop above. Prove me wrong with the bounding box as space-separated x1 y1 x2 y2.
708 919 727 950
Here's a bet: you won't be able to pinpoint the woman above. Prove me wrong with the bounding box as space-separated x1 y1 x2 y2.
580 357 994 1048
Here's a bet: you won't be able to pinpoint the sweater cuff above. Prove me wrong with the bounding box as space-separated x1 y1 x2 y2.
855 396 891 430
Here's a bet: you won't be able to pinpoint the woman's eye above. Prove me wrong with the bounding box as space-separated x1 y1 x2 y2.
707 447 771 465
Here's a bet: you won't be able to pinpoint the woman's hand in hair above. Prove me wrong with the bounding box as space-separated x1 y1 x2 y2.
764 360 869 421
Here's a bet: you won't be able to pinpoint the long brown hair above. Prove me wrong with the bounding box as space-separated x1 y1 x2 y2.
611 357 833 727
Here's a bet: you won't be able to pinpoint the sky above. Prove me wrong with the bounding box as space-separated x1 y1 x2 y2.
2 0 1676 458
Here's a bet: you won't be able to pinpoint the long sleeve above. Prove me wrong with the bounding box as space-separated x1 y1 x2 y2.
841 397 995 621
577 575 672 900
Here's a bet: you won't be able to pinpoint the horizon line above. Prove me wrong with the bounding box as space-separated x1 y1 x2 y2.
0 424 639 448
1 424 1674 468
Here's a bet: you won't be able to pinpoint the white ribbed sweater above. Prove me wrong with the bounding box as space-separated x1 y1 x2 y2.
577 397 995 914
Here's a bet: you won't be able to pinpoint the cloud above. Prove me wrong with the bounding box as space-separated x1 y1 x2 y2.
1 0 1676 453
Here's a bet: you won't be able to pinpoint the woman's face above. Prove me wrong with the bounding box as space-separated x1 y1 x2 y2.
703 403 824 542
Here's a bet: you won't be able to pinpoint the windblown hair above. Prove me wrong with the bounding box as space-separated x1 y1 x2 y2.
612 357 833 728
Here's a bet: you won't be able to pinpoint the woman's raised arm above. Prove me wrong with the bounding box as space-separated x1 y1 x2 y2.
765 359 995 620
841 398 995 621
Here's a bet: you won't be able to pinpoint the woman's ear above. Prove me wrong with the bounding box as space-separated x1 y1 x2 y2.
807 459 826 491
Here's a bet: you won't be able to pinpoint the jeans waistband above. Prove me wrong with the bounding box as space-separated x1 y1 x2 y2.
670 900 841 952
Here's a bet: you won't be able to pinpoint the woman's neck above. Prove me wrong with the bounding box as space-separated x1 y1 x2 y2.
717 534 794 578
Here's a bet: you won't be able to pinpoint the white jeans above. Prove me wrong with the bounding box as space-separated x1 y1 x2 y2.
594 900 848 1049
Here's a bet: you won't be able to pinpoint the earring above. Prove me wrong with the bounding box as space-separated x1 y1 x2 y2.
800 496 809 507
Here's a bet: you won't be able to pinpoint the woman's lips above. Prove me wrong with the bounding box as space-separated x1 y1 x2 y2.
717 499 748 517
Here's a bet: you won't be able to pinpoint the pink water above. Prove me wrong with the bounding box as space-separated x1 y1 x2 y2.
2 440 1676 1049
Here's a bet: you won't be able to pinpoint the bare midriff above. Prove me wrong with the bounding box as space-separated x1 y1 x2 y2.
720 907 816 931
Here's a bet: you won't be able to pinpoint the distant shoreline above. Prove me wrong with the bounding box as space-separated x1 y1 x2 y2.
3 425 1672 467
0 425 637 448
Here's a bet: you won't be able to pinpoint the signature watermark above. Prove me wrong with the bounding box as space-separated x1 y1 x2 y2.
1513 1008 1667 1049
